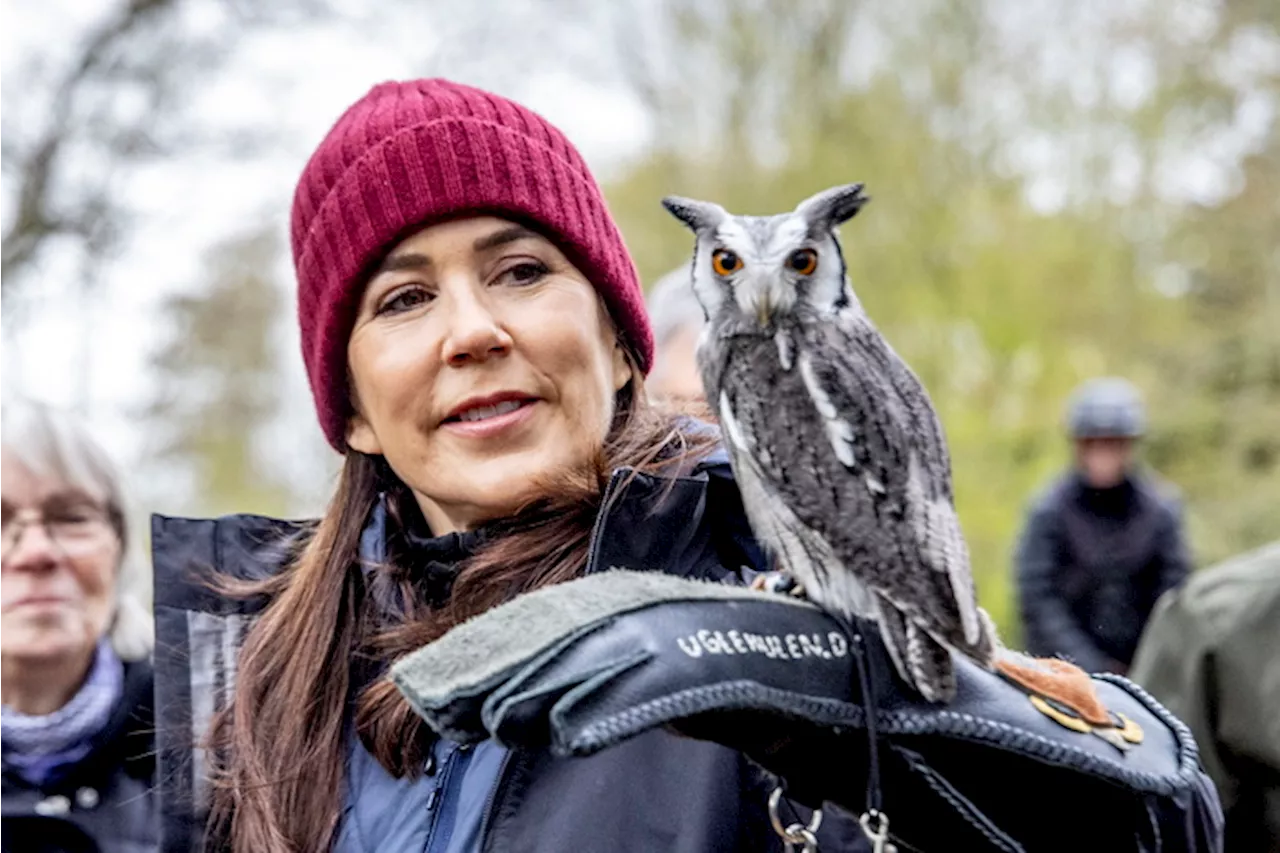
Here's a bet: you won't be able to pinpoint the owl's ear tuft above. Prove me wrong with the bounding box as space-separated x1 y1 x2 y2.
795 183 870 231
662 196 728 233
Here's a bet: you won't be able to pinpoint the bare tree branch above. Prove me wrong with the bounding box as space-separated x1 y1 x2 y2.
2 0 177 287
1 0 334 307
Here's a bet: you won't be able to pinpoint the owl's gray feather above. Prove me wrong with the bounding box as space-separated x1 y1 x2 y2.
665 184 995 703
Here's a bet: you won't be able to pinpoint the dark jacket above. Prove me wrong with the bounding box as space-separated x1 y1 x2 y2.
1131 541 1280 853
152 457 865 852
2 660 158 853
1015 470 1190 672
153 456 1216 852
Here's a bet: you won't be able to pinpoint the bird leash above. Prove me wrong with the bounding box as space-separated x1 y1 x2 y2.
766 614 895 853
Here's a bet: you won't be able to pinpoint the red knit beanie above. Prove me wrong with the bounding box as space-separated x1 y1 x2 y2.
291 78 653 450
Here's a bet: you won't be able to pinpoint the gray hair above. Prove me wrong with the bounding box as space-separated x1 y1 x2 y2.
1 399 153 660
646 263 705 347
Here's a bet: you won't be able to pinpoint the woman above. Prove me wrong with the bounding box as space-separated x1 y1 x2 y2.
2 400 156 853
152 78 1220 852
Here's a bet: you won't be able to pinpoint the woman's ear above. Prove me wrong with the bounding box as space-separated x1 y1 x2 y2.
611 341 632 392
347 412 383 456
346 378 383 455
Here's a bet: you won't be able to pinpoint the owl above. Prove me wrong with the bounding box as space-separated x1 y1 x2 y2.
663 184 996 703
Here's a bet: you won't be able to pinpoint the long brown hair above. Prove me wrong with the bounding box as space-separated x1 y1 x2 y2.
205 355 718 852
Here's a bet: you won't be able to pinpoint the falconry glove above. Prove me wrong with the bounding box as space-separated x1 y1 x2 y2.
392 570 1223 853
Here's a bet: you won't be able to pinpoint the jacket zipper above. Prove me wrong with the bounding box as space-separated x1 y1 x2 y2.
585 468 630 575
423 742 474 853
476 749 516 852
473 469 627 847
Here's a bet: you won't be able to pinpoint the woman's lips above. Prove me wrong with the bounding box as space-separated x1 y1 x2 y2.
440 398 539 439
5 596 73 613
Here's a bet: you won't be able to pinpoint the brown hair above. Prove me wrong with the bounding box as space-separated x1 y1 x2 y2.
205 352 717 852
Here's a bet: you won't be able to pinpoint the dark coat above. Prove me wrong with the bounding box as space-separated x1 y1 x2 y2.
152 455 1217 852
1131 542 1280 853
1015 471 1191 672
152 457 866 852
2 660 158 853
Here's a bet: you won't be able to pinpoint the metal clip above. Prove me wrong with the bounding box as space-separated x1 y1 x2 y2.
859 809 897 853
782 826 820 852
768 787 823 852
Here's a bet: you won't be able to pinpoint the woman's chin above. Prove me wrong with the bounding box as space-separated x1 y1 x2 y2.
2 625 92 663
429 453 599 529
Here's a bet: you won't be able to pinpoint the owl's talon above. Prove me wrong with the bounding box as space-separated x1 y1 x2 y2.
753 571 805 598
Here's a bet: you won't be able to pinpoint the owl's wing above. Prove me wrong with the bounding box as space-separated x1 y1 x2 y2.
806 312 984 649
718 315 984 652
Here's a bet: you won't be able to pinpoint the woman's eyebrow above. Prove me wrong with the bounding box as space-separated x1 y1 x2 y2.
44 489 100 508
374 252 432 276
473 225 538 253
371 226 535 276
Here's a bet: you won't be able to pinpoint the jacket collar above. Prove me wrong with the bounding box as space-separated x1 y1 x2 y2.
151 449 756 617
356 452 749 583
584 453 764 581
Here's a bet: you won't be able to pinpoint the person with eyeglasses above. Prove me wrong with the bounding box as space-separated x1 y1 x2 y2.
1 399 156 853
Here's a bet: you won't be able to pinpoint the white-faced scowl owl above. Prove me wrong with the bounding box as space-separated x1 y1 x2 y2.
663 184 996 703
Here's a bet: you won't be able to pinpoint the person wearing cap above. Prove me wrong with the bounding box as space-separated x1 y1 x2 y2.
148 82 1222 853
1015 377 1192 675
645 263 707 405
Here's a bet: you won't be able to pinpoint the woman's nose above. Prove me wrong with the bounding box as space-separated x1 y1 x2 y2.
2 520 60 572
440 287 514 367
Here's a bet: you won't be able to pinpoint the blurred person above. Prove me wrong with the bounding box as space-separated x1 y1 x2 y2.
1 400 156 853
645 263 706 404
1131 541 1280 852
1016 377 1191 674
150 80 1221 853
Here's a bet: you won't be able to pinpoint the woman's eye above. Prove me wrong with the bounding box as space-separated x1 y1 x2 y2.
377 286 431 315
45 504 101 527
500 261 549 287
50 510 95 526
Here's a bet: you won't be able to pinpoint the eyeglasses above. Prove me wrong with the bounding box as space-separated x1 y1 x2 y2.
1 504 114 560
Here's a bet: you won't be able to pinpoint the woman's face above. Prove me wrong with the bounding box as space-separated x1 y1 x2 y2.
1 453 120 665
347 216 631 534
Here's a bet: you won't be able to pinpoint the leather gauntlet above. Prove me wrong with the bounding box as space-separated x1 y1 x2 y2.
392 570 1222 853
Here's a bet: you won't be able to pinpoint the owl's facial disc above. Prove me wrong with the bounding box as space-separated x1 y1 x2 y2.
730 258 799 329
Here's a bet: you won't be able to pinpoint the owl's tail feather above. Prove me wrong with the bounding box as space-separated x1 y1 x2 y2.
964 606 1000 668
874 597 956 704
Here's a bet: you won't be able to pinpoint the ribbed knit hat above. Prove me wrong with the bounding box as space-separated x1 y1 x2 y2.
291 78 653 450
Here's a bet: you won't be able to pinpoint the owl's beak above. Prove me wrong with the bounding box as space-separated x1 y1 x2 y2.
755 295 776 327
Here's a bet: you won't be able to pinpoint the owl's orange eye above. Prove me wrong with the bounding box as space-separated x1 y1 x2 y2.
711 249 743 277
788 249 818 276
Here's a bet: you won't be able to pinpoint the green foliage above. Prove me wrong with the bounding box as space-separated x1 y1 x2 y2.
1146 137 1280 562
145 227 294 518
63 0 1269 645
604 0 1279 640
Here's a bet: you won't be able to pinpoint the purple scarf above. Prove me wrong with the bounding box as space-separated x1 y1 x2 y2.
2 640 124 786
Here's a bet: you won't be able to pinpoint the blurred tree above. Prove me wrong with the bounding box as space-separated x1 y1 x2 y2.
0 0 328 308
1148 134 1280 562
599 0 1278 639
2 0 1272 641
144 226 294 517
